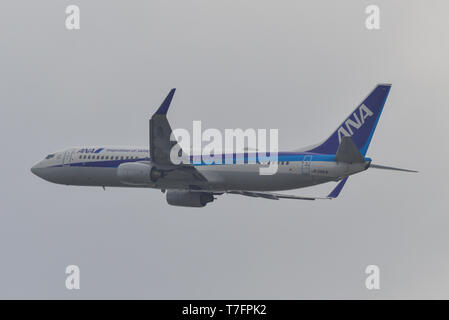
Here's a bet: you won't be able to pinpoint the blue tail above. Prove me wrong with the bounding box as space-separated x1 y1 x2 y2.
306 84 391 156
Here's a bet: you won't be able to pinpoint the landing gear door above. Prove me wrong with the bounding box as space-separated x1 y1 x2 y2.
302 155 312 175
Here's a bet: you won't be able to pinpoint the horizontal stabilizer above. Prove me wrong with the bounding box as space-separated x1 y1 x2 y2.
370 164 418 173
334 136 365 163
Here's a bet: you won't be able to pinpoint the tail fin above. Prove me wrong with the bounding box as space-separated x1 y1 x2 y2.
305 84 391 156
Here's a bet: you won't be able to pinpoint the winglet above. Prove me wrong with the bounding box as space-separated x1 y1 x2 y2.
328 177 348 198
155 88 176 115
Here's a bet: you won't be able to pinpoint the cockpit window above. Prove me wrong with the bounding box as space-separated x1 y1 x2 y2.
45 154 55 159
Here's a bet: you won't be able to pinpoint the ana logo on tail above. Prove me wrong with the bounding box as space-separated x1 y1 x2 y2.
337 104 374 142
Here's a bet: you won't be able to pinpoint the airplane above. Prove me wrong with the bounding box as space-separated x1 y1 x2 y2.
31 84 416 207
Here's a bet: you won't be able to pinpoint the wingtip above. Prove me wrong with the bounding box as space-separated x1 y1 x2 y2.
155 88 176 115
327 177 348 198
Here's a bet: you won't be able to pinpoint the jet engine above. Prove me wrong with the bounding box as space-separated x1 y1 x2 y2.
117 162 162 185
166 190 214 207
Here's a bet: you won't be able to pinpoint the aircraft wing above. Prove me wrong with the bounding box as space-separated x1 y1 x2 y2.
226 190 322 200
191 177 349 201
161 165 209 183
149 88 181 167
149 89 208 184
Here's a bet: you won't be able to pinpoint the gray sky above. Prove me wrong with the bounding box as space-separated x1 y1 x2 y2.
1 0 448 298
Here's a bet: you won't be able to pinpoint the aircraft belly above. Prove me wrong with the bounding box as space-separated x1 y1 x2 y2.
197 162 335 191
62 166 126 187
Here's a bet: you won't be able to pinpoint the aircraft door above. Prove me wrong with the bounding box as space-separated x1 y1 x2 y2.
62 150 73 166
302 155 312 175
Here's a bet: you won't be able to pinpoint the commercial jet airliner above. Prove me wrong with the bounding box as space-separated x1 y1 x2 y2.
31 84 416 207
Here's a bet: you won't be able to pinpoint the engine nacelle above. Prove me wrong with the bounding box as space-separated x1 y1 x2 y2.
166 190 214 207
117 162 162 185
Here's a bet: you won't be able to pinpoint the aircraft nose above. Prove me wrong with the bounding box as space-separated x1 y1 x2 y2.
31 163 42 177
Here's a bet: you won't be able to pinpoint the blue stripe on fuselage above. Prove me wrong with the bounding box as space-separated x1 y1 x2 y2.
190 152 335 166
69 158 148 168
48 152 370 169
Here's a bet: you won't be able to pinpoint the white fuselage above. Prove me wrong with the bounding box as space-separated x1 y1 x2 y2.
31 146 370 191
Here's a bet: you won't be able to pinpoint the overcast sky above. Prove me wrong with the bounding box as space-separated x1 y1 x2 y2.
1 0 448 299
